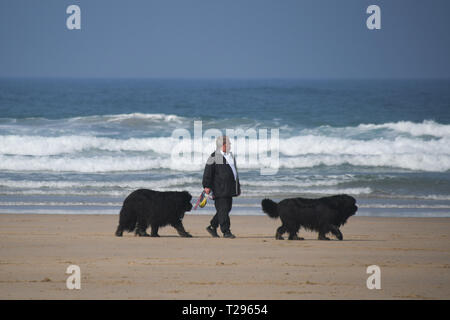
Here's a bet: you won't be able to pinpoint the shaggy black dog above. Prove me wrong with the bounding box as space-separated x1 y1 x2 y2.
115 189 193 237
261 195 357 240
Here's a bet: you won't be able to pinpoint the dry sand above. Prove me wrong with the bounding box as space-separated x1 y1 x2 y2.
0 214 449 299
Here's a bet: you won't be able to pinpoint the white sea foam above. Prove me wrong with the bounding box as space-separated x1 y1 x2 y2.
357 120 450 138
0 177 199 189
1 119 450 172
278 135 450 156
279 153 450 172
0 150 449 172
67 112 185 123
0 189 128 196
1 133 449 157
0 201 122 206
0 135 178 156
0 186 373 197
0 174 354 191
0 208 121 215
296 187 373 195
237 187 373 196
422 194 450 201
358 204 450 209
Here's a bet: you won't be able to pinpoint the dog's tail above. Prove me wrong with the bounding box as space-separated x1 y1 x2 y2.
261 198 279 218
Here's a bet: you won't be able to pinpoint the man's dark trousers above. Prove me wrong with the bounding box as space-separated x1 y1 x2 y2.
210 197 232 233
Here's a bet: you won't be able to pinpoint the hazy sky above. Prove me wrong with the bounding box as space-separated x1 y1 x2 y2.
1 0 449 78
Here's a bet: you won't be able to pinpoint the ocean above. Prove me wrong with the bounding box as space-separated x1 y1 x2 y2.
1 78 449 217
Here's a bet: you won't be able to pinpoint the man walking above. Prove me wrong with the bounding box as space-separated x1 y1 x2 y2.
202 136 241 238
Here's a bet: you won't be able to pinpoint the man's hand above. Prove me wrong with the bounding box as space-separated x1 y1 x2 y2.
204 188 211 194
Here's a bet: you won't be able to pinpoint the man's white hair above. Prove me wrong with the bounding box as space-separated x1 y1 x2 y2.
216 136 230 150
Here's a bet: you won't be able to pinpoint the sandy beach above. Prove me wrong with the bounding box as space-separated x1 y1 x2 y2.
0 214 449 300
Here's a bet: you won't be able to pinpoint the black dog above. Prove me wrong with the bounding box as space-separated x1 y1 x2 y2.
261 195 357 240
115 189 193 237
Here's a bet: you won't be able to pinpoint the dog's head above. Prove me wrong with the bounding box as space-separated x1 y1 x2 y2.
338 194 358 218
181 191 193 212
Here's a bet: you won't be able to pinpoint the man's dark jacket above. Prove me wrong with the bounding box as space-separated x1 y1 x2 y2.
202 151 241 198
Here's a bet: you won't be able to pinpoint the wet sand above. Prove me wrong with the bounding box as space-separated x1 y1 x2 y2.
0 214 449 299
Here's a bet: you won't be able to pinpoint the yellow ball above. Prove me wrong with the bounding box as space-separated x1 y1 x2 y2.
199 197 207 208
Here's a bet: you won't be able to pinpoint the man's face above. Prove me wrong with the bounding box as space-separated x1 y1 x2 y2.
222 142 230 153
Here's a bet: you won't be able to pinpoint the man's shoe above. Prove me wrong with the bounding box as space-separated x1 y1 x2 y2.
206 225 219 238
223 231 236 239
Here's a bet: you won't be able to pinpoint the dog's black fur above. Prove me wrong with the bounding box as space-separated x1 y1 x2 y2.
115 189 193 237
261 195 357 240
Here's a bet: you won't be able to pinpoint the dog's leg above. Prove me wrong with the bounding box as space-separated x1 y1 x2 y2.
288 233 304 240
150 225 160 237
329 225 343 240
135 220 150 237
135 228 150 237
172 221 192 238
115 225 123 237
318 233 330 240
288 227 304 240
318 228 330 240
276 225 286 240
135 214 150 237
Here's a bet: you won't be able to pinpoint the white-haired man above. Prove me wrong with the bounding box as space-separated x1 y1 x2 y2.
202 136 241 238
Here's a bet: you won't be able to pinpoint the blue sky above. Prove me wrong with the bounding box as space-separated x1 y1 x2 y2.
1 0 449 78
